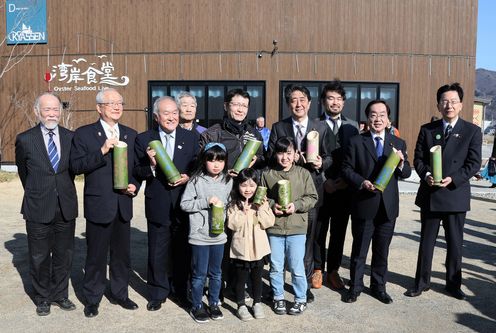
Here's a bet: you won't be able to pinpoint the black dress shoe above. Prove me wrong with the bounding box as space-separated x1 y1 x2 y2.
36 301 50 316
306 289 315 303
111 297 138 310
446 287 466 300
52 298 76 311
84 304 99 318
372 290 393 304
147 299 165 311
405 287 430 297
344 290 360 303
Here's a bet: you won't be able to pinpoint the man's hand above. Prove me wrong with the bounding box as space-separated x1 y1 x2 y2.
248 155 258 168
101 138 119 155
361 180 376 192
169 174 189 187
146 147 157 167
438 176 452 187
309 155 322 170
121 183 137 196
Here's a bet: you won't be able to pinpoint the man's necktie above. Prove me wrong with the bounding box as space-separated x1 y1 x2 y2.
331 118 339 135
165 133 174 159
375 136 383 158
48 130 60 172
296 124 304 151
109 126 118 140
444 124 453 141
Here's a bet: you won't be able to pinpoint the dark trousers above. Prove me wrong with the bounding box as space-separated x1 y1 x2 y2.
26 210 75 304
349 204 395 293
414 211 465 290
304 207 318 286
233 262 264 306
170 215 191 300
147 220 172 301
314 190 352 272
83 214 131 305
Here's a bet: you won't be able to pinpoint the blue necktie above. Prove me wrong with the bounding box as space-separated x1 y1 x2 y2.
48 130 60 172
375 136 383 158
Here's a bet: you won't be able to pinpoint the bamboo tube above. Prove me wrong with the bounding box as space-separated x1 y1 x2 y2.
277 180 292 211
113 141 129 189
252 186 267 205
148 140 181 183
430 145 442 186
211 202 225 235
306 130 319 163
373 147 401 192
232 139 261 173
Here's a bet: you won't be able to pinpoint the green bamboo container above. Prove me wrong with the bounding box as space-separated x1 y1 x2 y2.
148 140 181 183
253 186 267 205
373 148 401 192
430 145 442 186
113 141 129 190
277 180 292 211
211 202 225 235
232 139 262 173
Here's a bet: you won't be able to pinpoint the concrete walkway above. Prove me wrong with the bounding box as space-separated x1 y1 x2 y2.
1 178 495 333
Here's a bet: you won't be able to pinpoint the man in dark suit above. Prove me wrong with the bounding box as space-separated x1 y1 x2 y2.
15 93 78 316
406 83 482 300
134 96 198 311
70 88 140 317
342 100 411 304
314 80 359 290
267 84 331 303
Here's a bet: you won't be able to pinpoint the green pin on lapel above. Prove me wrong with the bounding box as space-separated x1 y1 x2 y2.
435 134 441 140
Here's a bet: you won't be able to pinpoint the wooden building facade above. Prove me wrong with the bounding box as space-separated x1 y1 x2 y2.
0 0 478 163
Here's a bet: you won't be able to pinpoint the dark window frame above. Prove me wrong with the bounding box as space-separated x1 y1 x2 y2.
148 80 266 129
279 81 400 128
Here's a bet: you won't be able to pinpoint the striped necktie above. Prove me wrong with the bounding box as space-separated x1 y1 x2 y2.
444 124 453 141
48 130 60 172
296 124 304 151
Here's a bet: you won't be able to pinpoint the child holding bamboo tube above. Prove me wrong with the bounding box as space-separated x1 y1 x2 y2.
260 137 318 315
227 168 275 321
180 143 233 323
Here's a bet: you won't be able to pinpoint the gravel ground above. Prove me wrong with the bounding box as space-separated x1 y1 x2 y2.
0 177 495 333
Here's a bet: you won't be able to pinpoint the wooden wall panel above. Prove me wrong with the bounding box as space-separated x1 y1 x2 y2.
0 0 477 162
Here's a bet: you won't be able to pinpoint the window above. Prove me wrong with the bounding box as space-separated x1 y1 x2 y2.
148 81 266 129
279 81 400 127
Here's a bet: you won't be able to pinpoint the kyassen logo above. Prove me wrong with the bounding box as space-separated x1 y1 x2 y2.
6 0 48 45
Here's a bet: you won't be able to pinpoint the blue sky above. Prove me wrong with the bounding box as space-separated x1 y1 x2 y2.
477 0 496 70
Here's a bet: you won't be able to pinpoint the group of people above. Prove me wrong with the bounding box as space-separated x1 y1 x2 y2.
15 80 482 323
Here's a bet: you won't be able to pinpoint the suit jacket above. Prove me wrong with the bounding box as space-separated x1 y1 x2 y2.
267 117 331 207
342 132 411 220
318 114 359 180
15 124 78 223
70 121 139 223
414 118 482 212
134 127 198 224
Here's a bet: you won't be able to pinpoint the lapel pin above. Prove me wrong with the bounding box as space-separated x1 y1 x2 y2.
124 134 127 140
178 145 183 150
98 131 102 137
453 134 461 138
435 134 441 140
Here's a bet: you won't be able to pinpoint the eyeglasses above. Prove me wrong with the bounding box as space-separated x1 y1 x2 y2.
368 113 388 120
439 100 460 107
100 102 125 107
229 102 249 109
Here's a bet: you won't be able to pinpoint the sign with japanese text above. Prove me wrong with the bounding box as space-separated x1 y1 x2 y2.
47 55 130 92
6 0 47 45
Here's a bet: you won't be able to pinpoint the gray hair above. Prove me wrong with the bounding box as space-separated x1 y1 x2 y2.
34 92 62 113
96 87 121 104
175 91 197 105
153 96 178 116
